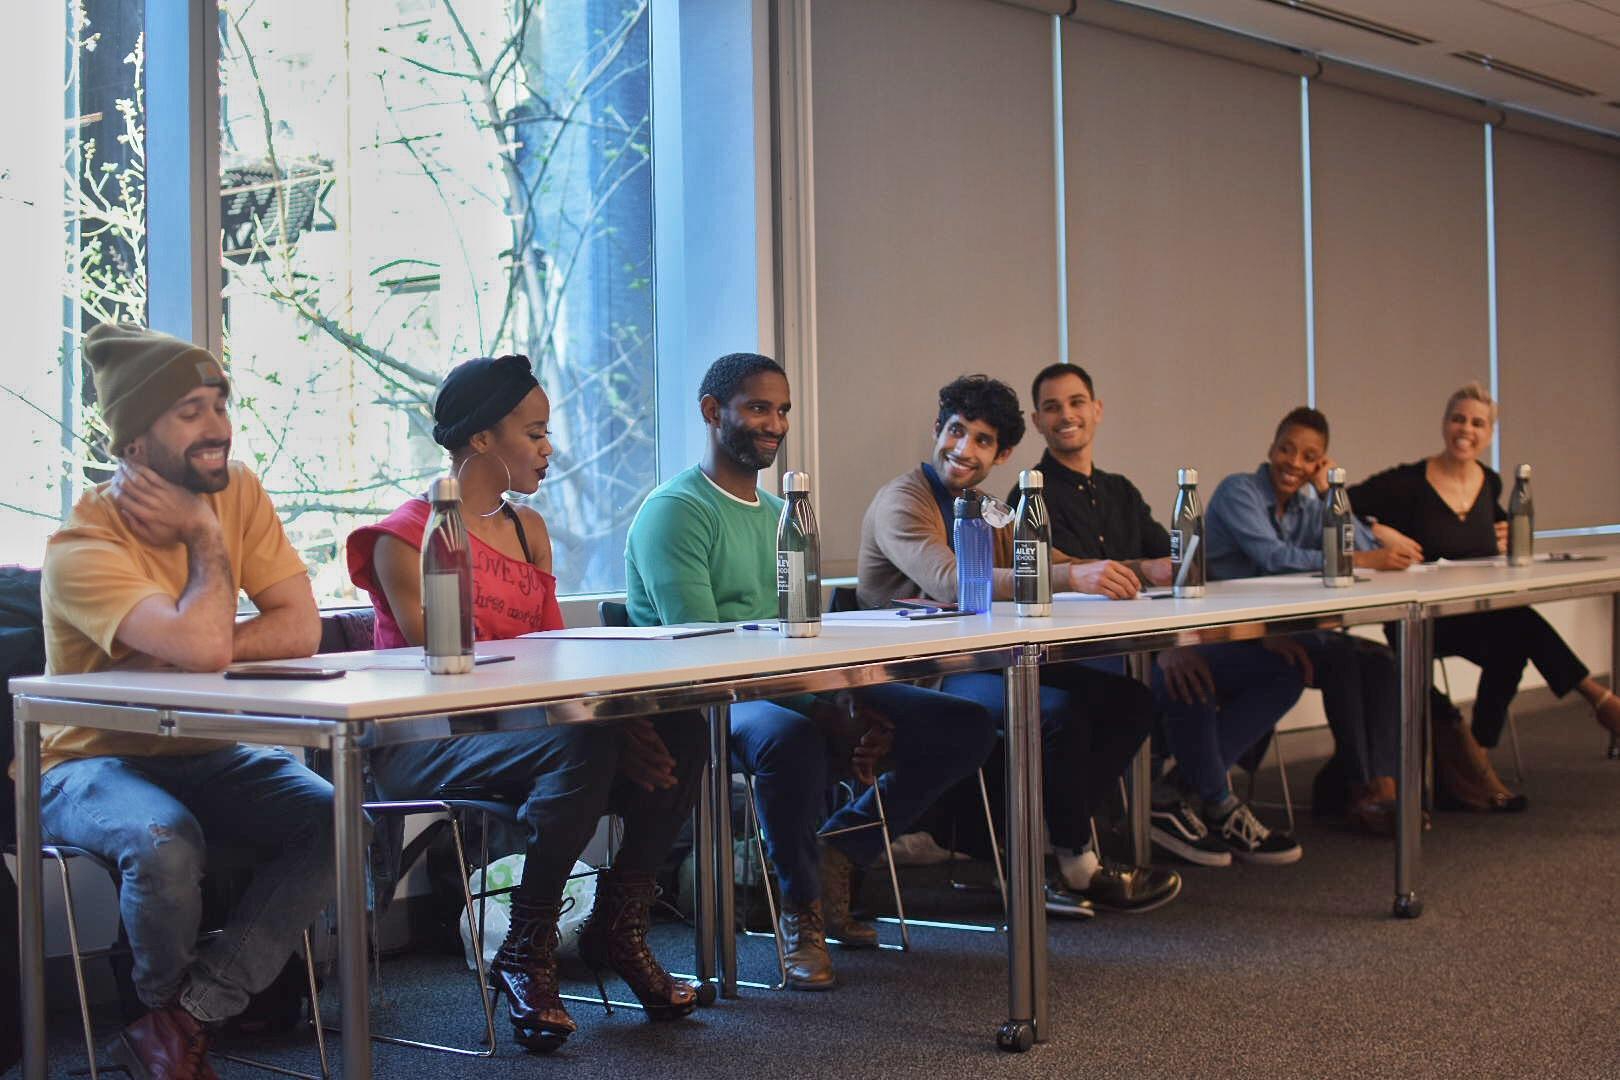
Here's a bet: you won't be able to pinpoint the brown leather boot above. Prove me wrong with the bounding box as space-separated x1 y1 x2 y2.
110 1003 218 1080
778 899 836 991
490 897 576 1053
1434 712 1527 813
818 844 878 948
1347 777 1396 836
577 869 698 1021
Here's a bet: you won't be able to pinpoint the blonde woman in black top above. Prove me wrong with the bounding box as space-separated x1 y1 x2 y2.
1351 383 1620 807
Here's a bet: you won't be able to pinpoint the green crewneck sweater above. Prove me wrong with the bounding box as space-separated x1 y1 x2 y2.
626 464 783 627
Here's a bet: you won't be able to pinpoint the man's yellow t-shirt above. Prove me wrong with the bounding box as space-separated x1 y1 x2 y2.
38 460 310 772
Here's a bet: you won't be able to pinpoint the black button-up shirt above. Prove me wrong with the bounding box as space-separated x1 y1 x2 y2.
1010 451 1172 561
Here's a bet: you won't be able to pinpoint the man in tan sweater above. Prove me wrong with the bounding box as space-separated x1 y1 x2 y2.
857 375 1180 916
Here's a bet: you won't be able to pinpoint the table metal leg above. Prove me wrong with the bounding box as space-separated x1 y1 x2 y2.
1125 652 1155 868
711 704 737 998
693 710 718 993
1394 607 1425 919
1024 653 1049 1043
331 731 373 1077
997 644 1041 1053
15 697 46 1080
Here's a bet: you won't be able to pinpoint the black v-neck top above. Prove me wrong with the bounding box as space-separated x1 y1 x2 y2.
1012 450 1172 561
1349 460 1506 561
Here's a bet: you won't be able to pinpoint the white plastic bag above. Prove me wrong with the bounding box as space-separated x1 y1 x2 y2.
459 854 597 971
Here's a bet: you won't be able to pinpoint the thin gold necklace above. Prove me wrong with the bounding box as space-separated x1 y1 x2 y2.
1430 460 1477 520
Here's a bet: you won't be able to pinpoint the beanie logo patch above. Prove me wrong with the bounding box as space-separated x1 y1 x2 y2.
196 360 224 386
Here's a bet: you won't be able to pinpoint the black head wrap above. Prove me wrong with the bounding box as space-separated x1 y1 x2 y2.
431 354 540 450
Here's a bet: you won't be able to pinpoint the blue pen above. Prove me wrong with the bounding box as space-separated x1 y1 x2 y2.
738 623 779 632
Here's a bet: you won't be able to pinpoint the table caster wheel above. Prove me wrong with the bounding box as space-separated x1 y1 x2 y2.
997 1020 1034 1053
694 981 718 1007
1392 894 1423 919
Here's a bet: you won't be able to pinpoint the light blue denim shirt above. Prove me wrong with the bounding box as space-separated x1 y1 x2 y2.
1205 464 1376 580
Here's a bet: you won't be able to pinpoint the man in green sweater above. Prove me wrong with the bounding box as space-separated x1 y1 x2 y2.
626 353 996 991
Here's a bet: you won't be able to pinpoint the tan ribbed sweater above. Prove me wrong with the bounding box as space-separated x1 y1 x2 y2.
857 465 1072 610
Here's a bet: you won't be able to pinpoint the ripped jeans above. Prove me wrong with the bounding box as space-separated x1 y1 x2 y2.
39 745 336 1023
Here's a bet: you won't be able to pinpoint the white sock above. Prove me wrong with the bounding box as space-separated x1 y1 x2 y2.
1057 845 1100 891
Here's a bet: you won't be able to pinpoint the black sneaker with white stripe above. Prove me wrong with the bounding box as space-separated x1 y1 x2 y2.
1150 799 1233 868
1210 802 1303 865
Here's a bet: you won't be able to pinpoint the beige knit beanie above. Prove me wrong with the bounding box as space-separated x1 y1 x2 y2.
83 322 229 452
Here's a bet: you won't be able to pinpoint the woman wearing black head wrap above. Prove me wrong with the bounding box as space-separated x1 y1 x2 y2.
346 356 707 1052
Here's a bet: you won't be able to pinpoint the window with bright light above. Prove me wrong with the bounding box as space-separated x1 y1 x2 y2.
0 2 147 567
0 1 657 603
218 0 657 601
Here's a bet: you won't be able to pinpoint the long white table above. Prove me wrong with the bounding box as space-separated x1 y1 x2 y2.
11 549 1620 1073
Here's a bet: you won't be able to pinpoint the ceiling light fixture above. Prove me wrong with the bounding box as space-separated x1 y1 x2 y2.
1451 51 1598 97
1251 0 1433 46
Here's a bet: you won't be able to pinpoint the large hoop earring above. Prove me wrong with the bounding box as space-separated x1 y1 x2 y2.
455 451 513 518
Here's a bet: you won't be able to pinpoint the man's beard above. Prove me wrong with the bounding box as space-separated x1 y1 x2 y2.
146 437 232 494
719 420 779 471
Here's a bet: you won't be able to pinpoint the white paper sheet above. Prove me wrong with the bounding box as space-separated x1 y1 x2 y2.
522 625 733 640
1052 589 1174 601
821 610 977 627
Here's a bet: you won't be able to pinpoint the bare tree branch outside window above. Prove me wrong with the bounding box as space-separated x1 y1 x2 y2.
0 1 657 597
218 0 656 602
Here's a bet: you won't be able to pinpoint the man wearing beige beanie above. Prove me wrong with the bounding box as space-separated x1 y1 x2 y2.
32 322 335 1077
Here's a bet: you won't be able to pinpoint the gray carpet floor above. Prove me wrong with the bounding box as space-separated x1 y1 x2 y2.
12 698 1620 1079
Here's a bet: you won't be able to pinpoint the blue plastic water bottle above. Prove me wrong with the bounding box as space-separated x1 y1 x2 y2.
955 494 993 615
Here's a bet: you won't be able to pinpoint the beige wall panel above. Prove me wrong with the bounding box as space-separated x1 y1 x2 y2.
1063 22 1306 512
1310 85 1489 481
812 0 1061 567
1495 131 1620 529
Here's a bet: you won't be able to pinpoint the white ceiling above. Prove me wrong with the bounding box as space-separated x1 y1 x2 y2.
1124 0 1620 136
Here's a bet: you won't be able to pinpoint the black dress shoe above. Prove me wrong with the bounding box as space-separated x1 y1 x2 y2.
1042 882 1096 919
1067 862 1182 914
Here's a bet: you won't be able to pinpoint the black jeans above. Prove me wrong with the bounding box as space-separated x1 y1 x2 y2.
943 661 1153 851
1432 609 1589 747
1299 631 1400 785
371 710 708 904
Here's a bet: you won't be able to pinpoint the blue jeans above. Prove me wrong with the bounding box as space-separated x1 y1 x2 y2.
942 663 1153 850
1298 631 1398 784
731 685 996 906
370 711 707 903
39 745 336 1023
1148 643 1306 804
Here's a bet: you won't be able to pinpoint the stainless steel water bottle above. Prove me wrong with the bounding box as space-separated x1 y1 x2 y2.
777 471 822 637
1013 470 1052 617
422 476 475 674
1508 464 1534 567
1322 467 1355 588
1170 468 1205 598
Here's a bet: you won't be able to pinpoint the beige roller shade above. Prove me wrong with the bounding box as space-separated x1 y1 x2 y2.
1494 131 1620 530
1062 21 1306 509
1310 84 1490 480
811 0 1061 566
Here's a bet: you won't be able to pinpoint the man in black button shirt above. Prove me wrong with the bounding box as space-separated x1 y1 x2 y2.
1017 363 1307 867
1032 425 1173 587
